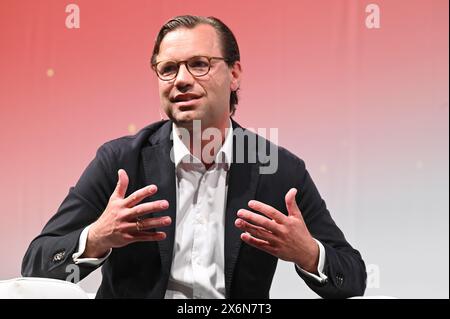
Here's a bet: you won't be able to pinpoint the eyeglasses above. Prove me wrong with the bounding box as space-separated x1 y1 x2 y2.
152 56 228 81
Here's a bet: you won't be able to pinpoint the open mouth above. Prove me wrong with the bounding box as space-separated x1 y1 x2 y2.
172 94 201 107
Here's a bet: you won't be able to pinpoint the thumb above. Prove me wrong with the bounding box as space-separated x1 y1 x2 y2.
285 188 301 218
113 169 129 199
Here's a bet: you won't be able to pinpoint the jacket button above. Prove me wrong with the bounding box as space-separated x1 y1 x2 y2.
336 273 344 286
53 250 66 262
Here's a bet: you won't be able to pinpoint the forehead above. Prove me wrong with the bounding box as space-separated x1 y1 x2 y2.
157 24 223 61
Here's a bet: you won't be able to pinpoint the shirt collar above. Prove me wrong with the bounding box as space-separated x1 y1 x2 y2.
172 119 233 170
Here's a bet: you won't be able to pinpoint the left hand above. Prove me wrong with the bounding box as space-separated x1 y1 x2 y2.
235 188 319 274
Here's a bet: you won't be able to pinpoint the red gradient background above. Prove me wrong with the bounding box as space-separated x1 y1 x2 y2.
0 0 448 298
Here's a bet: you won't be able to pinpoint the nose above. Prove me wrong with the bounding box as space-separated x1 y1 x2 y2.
174 63 194 92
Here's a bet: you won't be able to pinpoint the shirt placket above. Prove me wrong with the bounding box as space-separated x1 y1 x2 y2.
191 168 209 298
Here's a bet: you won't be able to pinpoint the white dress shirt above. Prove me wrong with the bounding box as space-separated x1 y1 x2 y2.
164 122 233 298
73 120 327 297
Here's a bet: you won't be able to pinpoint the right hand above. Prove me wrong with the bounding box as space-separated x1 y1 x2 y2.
83 169 171 258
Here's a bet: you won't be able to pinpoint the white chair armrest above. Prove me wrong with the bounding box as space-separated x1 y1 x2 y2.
0 277 89 299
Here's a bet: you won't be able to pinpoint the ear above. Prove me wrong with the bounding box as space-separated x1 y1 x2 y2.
229 61 242 92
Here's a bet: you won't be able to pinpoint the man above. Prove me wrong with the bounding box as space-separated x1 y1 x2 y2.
22 15 366 298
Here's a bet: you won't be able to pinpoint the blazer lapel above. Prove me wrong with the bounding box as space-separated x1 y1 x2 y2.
224 121 260 298
141 121 177 277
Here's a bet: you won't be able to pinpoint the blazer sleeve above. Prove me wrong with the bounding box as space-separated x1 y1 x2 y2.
21 143 118 281
294 160 367 298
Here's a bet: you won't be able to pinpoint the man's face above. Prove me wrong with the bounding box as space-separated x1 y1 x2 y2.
155 24 241 130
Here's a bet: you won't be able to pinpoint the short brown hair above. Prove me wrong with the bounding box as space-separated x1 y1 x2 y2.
151 15 241 115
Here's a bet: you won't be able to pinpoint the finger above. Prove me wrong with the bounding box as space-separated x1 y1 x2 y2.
235 218 277 243
128 231 167 243
248 200 287 223
127 200 170 220
113 169 129 199
240 232 276 255
123 184 158 208
128 216 171 232
285 188 302 218
237 209 280 234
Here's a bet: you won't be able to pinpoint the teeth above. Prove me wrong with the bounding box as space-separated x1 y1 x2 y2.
176 97 195 102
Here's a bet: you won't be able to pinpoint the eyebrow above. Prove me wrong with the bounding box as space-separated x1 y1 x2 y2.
156 54 217 62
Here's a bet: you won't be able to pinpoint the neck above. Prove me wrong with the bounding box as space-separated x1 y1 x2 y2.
175 118 230 168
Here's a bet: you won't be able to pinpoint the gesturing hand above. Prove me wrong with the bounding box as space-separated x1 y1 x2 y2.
235 188 319 274
83 169 171 258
